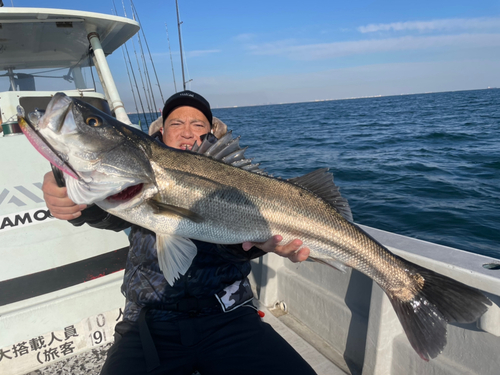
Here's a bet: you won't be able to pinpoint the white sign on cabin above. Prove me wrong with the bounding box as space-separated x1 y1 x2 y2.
0 308 122 375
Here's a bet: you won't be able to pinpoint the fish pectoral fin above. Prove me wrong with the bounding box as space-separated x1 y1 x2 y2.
308 256 348 273
149 200 204 223
157 234 198 286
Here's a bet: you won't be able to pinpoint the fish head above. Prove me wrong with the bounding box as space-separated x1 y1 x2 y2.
18 92 156 205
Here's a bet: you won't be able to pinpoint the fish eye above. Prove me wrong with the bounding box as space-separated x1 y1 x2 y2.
85 116 103 127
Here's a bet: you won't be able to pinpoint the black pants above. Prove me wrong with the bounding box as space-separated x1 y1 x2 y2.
100 306 317 375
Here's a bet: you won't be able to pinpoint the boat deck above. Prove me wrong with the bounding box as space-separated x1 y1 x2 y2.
23 302 345 375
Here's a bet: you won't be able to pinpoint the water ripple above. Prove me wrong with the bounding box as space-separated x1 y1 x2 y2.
133 89 500 260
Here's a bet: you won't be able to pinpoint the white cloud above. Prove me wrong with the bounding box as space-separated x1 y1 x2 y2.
186 49 221 58
247 33 500 61
233 33 257 42
151 49 221 59
358 17 500 33
151 51 179 58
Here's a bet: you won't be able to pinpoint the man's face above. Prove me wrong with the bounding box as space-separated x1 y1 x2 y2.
162 106 211 150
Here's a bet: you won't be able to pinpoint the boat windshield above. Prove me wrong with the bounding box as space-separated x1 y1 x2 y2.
0 61 103 93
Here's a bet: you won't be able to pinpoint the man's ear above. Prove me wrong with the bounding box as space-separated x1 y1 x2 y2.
148 116 164 136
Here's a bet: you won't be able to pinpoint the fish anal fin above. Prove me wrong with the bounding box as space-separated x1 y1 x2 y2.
288 168 353 222
157 235 197 286
149 200 204 223
309 256 348 273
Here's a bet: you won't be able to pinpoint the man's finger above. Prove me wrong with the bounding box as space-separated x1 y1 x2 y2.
273 239 302 257
50 211 82 220
242 236 309 262
242 235 282 252
288 247 310 263
48 204 86 215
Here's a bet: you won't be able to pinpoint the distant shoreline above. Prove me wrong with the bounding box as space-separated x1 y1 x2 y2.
211 87 499 110
127 87 498 115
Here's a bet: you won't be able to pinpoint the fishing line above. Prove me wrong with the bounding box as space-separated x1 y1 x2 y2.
130 0 165 103
125 44 149 127
121 0 154 123
175 1 193 89
112 0 141 120
122 47 141 118
131 38 154 123
165 22 178 93
134 18 158 119
121 0 149 127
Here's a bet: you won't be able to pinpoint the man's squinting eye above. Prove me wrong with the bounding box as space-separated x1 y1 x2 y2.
86 116 103 127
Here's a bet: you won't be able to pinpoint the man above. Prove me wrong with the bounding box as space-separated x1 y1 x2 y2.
42 90 316 375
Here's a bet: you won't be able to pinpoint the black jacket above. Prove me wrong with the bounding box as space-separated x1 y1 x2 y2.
69 131 265 321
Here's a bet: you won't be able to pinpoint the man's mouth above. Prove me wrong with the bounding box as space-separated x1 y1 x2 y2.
107 183 143 201
179 144 193 150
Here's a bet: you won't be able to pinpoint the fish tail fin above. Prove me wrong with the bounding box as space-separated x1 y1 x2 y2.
387 264 491 361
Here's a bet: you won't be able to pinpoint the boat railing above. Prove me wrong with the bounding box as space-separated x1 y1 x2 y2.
249 224 500 375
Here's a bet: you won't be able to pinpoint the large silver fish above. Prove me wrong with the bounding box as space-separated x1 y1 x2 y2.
18 93 491 361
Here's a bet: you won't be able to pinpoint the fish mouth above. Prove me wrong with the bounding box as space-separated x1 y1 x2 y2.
106 183 144 202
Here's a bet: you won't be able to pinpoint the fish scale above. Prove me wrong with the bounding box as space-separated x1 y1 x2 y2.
150 149 445 296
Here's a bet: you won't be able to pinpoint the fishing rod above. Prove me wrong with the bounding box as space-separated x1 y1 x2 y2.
176 0 192 90
122 0 155 124
117 0 150 127
165 22 178 93
125 44 149 126
121 46 141 117
134 14 158 119
111 1 141 119
129 2 158 118
131 38 154 123
130 0 165 104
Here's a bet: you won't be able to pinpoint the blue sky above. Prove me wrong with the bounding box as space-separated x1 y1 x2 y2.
11 0 500 108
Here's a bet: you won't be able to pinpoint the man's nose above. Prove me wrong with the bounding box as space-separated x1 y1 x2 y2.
180 126 193 138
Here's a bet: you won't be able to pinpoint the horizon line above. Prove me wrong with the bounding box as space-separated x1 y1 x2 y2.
126 87 497 115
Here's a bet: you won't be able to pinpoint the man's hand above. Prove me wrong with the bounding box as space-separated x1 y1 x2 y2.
42 172 87 220
242 235 310 263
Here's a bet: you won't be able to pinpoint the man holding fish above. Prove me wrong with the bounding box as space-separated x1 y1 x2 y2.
21 87 488 369
42 90 318 375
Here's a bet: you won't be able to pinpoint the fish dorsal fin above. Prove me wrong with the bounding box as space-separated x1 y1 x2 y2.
191 130 269 176
288 168 353 222
204 131 235 157
156 235 197 286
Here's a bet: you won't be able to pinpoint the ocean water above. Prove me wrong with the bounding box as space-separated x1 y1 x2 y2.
135 89 500 260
